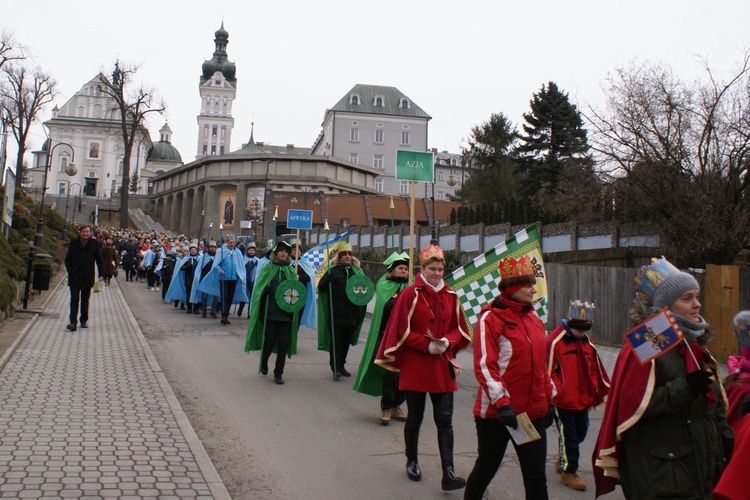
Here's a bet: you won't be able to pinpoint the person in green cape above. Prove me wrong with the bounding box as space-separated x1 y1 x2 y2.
244 241 300 385
317 240 367 379
352 251 410 425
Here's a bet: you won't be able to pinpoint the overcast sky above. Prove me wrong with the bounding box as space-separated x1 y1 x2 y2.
3 0 749 168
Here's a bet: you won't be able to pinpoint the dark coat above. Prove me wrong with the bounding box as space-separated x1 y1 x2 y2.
65 236 104 288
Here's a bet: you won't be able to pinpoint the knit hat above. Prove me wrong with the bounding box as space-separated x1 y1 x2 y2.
636 257 699 308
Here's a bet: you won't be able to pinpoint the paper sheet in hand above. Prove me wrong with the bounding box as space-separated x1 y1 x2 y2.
506 412 541 445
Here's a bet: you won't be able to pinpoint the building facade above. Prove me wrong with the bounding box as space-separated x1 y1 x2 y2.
30 73 154 199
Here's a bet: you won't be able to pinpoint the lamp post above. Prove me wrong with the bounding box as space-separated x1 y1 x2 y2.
432 157 452 245
37 141 75 247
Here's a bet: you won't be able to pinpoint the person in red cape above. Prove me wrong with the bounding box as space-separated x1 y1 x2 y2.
714 395 750 500
375 244 471 491
592 257 733 499
722 310 750 431
463 254 557 500
547 299 610 492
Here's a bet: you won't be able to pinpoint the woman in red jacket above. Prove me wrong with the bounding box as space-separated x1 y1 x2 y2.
375 245 471 491
464 255 556 500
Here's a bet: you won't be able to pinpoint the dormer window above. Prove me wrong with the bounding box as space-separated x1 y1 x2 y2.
351 94 360 105
374 96 384 107
400 98 409 109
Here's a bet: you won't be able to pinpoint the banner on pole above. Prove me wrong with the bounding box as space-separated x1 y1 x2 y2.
445 225 548 332
395 150 434 182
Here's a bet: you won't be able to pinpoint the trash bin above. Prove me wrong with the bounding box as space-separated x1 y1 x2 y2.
33 264 51 291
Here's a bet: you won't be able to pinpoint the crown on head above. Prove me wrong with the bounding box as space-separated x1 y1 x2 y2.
568 300 595 322
635 256 681 302
498 255 534 281
334 240 352 254
419 245 444 264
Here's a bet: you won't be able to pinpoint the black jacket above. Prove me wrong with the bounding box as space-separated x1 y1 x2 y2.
65 237 104 288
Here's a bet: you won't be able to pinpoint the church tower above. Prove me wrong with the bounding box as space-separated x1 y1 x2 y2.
197 23 237 159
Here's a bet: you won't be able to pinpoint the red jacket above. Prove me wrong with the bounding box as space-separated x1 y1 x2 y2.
375 273 471 393
472 296 555 420
546 324 610 411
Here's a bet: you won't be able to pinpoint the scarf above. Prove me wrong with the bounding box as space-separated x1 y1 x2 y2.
670 311 707 341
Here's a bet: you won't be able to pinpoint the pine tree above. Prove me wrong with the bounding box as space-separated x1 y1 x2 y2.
516 82 591 198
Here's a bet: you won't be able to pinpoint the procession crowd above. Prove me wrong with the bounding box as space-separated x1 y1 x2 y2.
63 223 750 499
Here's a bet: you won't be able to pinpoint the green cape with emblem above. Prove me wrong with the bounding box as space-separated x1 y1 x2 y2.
351 273 407 396
244 261 300 356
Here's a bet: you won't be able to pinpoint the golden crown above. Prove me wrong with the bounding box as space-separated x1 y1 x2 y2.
334 240 352 253
419 244 444 264
498 255 534 280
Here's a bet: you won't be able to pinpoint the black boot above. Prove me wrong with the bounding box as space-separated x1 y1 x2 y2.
441 466 465 491
237 303 245 317
406 459 421 482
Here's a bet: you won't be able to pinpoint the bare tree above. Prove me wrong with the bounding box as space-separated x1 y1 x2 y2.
0 63 57 189
96 61 164 228
0 31 26 70
586 55 750 265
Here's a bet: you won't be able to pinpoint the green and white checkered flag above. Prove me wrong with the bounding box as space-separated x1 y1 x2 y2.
445 225 548 333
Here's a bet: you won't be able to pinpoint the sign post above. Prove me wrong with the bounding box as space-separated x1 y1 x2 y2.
287 209 313 273
395 150 434 284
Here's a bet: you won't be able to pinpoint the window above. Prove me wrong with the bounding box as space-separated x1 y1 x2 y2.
374 129 384 144
204 125 209 137
211 145 216 155
117 160 124 176
220 146 225 155
351 94 360 105
400 98 409 109
400 131 410 145
203 145 208 155
399 181 409 194
437 191 445 201
373 155 384 169
349 153 359 163
375 178 384 193
212 126 218 137
58 183 66 195
451 158 457 167
350 128 359 142
374 96 384 107
437 171 444 181
58 157 68 173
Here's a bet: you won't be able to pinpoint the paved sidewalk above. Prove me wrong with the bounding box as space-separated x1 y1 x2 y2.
0 278 230 499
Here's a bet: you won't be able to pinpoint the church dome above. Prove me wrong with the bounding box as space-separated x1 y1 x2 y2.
147 142 182 163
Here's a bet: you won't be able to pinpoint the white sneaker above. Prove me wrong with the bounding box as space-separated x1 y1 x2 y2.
154 287 160 291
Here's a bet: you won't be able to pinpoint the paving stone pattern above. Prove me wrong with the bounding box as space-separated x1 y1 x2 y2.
0 281 228 499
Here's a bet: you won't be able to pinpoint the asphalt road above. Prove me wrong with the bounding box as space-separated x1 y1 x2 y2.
120 279 625 499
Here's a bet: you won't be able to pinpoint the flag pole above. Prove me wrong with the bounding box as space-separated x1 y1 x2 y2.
408 181 416 285
272 206 278 242
218 224 224 315
389 196 395 251
295 228 301 274
198 210 205 246
324 219 337 380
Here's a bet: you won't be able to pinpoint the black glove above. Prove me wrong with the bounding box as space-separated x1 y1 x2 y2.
684 369 712 397
544 406 556 428
496 404 518 429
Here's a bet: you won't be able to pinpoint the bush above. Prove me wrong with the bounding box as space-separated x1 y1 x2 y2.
359 248 384 263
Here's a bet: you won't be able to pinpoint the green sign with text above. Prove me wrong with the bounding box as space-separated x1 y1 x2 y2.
395 150 434 182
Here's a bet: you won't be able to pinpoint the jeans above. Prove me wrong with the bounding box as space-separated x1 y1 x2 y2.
69 285 92 325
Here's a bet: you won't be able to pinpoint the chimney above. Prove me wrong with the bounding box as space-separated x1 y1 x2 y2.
257 142 264 146
287 144 294 149
431 147 437 154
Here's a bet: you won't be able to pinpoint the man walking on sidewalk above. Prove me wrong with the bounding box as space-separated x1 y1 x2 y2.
65 224 104 332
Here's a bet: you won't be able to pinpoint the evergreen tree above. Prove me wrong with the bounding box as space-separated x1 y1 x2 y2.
515 82 591 199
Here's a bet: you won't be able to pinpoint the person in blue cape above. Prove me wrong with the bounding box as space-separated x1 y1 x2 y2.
194 242 220 318
244 241 301 385
352 251 410 425
164 245 199 309
291 241 317 328
237 243 259 318
197 235 248 325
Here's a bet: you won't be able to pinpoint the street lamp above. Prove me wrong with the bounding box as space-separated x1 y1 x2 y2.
37 140 75 247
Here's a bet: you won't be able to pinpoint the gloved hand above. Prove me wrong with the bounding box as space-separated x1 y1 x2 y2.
428 340 445 355
496 404 518 429
684 369 712 397
544 406 556 428
434 338 449 354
